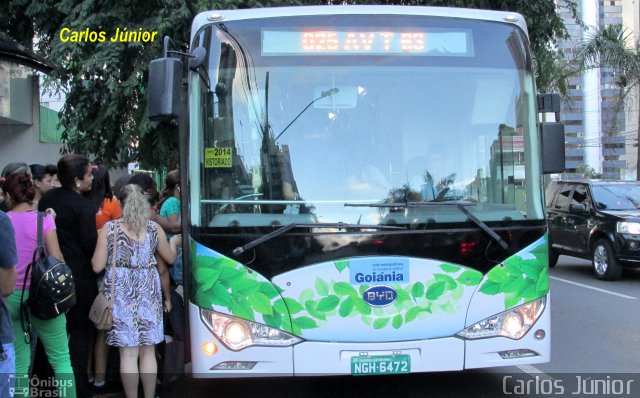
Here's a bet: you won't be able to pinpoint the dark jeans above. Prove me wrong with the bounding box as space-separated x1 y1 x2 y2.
68 280 97 398
166 288 184 342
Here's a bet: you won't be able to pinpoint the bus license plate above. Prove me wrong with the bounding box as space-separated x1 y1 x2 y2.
351 355 411 376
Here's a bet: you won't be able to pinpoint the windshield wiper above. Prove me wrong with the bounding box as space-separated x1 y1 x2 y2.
344 201 475 208
344 201 509 250
455 205 509 250
232 222 405 256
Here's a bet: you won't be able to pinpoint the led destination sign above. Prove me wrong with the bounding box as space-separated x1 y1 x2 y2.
262 29 472 56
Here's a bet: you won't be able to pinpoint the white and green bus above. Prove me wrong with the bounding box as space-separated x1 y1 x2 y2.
148 5 564 377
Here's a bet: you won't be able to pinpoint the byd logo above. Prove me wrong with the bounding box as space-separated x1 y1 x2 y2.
363 285 397 307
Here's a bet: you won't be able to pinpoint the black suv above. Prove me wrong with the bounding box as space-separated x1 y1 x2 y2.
545 180 640 280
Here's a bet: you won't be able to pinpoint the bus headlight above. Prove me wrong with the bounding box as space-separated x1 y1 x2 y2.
200 309 302 351
457 297 546 340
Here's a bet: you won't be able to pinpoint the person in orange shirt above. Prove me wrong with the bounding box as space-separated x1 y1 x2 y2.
88 164 122 231
85 163 122 393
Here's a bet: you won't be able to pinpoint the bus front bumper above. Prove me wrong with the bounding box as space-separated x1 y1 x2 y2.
189 300 550 377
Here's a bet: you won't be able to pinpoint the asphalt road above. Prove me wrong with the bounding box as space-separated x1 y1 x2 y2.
155 255 640 398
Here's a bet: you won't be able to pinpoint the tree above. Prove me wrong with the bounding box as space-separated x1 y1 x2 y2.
576 164 603 179
0 0 577 169
1 0 194 169
533 44 580 96
576 24 640 179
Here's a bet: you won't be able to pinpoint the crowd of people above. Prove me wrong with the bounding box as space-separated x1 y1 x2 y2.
0 155 183 398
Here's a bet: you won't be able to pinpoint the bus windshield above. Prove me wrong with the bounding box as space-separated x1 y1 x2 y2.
191 14 544 228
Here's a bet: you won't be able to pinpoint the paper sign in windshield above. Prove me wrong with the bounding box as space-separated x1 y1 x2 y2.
205 147 232 168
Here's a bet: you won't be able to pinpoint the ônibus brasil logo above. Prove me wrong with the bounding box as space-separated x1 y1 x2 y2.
9 375 73 398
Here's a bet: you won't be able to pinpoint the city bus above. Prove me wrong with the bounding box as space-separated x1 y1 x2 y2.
147 5 565 377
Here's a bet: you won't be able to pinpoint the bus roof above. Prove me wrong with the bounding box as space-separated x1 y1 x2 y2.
191 5 528 42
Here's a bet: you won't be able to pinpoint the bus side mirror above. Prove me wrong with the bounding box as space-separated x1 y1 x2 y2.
541 122 565 174
147 57 183 121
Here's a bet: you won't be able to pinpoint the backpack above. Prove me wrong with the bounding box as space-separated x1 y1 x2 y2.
20 212 76 326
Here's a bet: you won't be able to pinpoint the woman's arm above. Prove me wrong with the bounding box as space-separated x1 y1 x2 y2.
155 225 179 265
44 230 65 263
91 226 109 273
0 267 16 298
151 213 182 234
155 254 172 313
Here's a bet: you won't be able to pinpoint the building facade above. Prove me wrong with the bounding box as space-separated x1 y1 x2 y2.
557 0 639 179
0 33 62 170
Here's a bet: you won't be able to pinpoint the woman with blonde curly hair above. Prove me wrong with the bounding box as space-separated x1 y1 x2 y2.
91 184 180 398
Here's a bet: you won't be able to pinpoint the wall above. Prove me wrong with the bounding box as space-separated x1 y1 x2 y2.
0 72 63 169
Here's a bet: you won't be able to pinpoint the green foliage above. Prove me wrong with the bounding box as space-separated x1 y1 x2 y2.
190 234 548 339
575 164 603 179
0 0 576 167
477 241 550 308
192 253 491 334
1 0 193 168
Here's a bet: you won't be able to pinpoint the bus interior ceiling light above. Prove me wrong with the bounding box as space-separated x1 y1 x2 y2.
200 309 302 350
457 297 546 340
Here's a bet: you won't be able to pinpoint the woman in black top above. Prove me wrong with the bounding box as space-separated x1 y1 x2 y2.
39 154 96 398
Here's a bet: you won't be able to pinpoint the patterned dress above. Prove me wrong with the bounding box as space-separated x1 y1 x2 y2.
103 220 163 347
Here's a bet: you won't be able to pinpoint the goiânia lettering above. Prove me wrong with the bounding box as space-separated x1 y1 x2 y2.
354 271 404 283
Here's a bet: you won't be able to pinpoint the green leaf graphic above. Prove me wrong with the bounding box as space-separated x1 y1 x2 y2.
411 282 425 298
504 261 523 275
317 295 340 312
339 297 354 318
522 283 537 301
396 288 410 304
211 284 234 308
293 316 318 330
281 315 293 334
353 298 372 315
304 300 326 321
426 281 446 300
458 270 482 286
451 284 465 300
479 280 501 295
299 288 315 303
536 268 549 293
273 299 287 314
487 266 507 283
441 303 456 314
262 312 282 329
231 277 260 295
315 277 329 296
504 293 522 308
520 262 542 279
405 307 422 323
392 314 403 329
434 274 457 291
218 267 247 289
248 292 273 316
373 317 389 329
194 286 214 308
284 298 305 315
230 298 254 321
441 263 461 273
194 267 220 291
501 278 529 294
335 260 349 273
333 282 357 297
